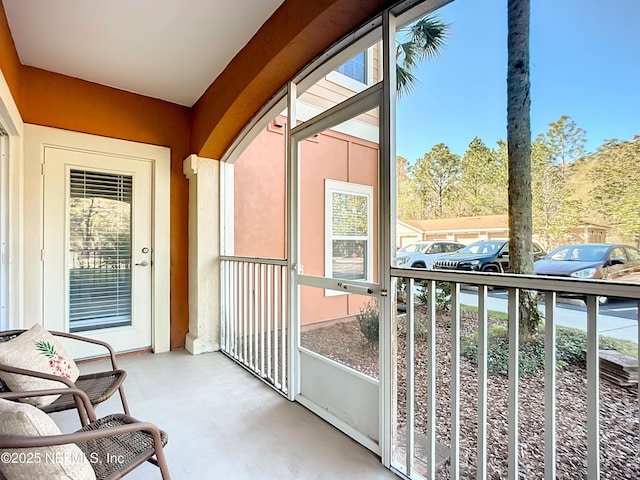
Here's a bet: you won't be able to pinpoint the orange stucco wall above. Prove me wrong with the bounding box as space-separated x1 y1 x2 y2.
0 0 394 348
0 1 20 100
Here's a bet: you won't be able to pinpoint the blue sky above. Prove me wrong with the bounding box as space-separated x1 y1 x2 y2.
396 0 640 161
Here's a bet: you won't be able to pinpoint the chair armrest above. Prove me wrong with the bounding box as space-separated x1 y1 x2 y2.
0 387 96 424
0 410 170 478
0 413 169 477
0 363 77 389
0 417 163 449
48 331 120 371
0 329 120 371
0 330 25 340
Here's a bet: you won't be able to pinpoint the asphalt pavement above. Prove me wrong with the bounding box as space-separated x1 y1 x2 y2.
457 289 639 344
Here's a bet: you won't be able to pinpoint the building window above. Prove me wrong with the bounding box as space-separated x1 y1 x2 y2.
325 180 373 282
335 52 366 84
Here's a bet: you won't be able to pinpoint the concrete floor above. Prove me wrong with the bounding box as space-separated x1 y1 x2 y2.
53 350 399 480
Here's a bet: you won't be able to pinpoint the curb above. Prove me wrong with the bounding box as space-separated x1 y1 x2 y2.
459 285 585 307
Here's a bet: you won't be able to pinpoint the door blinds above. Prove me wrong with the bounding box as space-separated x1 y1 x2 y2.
68 169 133 331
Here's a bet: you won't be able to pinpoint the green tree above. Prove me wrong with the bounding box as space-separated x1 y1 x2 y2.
494 139 511 194
396 156 422 219
507 0 541 340
412 143 460 218
396 16 449 97
69 196 132 268
531 136 580 250
458 137 507 215
588 136 640 244
543 115 587 175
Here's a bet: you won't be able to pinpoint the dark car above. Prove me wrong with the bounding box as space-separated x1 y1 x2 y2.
534 243 640 281
433 239 546 273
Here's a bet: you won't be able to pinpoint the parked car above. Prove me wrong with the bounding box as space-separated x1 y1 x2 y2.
534 243 640 281
395 240 465 269
432 239 546 273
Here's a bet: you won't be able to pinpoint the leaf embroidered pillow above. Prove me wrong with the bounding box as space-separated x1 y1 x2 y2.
0 325 80 407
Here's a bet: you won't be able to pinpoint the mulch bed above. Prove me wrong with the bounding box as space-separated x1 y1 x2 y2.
300 307 639 479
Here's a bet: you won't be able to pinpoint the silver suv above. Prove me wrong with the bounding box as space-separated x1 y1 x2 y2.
395 241 465 269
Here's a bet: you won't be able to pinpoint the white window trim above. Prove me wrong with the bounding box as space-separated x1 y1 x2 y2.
324 179 373 296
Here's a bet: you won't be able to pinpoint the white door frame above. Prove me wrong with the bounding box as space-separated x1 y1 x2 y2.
0 69 24 333
23 125 170 353
0 133 9 331
287 77 388 453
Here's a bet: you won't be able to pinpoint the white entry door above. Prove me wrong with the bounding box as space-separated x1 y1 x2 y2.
43 146 153 354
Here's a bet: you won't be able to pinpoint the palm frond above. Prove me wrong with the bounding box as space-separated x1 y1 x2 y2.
397 65 418 98
406 16 450 61
395 14 449 98
398 41 419 68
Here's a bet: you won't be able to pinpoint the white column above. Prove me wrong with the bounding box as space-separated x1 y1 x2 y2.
183 154 220 354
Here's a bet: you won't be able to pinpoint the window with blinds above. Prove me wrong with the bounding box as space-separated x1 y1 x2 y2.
68 169 133 332
335 51 367 84
325 180 373 281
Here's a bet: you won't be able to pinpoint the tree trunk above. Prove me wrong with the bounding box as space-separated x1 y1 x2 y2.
507 0 540 339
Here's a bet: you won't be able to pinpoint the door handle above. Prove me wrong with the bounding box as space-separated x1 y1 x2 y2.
135 260 149 267
337 282 373 294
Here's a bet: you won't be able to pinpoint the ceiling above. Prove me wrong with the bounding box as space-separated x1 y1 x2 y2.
2 0 284 107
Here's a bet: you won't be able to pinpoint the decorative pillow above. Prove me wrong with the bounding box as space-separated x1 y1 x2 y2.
0 399 96 480
0 325 80 407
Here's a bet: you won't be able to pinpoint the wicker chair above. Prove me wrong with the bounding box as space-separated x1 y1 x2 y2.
0 388 170 480
0 329 129 425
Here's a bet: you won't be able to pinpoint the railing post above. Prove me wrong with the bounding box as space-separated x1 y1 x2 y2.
586 294 600 480
450 282 461 480
406 277 415 477
544 291 557 480
508 287 519 480
426 280 436 479
477 284 488 480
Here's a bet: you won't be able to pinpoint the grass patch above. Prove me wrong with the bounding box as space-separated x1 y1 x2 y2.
556 326 638 359
461 323 638 377
461 304 509 322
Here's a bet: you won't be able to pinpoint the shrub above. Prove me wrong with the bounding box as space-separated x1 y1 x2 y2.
460 324 634 377
397 312 429 338
396 277 407 304
461 327 546 376
357 300 379 347
416 281 452 311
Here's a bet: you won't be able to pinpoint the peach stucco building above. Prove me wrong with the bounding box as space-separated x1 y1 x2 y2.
234 68 382 326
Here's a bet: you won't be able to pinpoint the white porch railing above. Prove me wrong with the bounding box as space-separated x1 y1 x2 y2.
393 267 639 480
220 256 289 395
219 256 638 479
